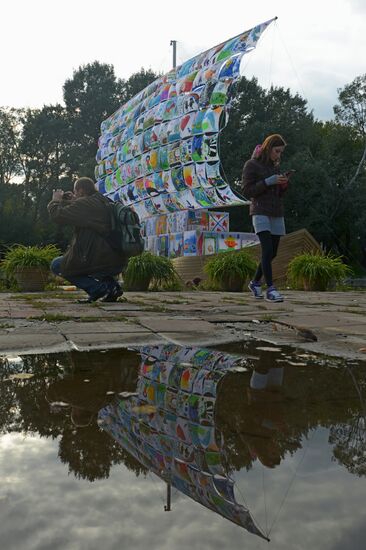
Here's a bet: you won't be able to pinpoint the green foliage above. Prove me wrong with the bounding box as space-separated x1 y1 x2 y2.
204 250 256 291
0 244 60 275
63 61 125 177
62 63 159 178
124 252 180 291
20 105 72 224
220 77 314 186
334 74 366 137
123 68 160 103
287 252 353 291
0 107 23 185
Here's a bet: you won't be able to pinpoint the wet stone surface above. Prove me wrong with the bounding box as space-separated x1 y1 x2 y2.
1 340 366 550
1 290 366 359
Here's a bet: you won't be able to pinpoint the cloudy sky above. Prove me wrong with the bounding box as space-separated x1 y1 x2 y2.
1 0 365 120
1 430 366 550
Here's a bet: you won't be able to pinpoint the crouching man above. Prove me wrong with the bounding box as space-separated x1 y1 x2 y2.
48 177 124 303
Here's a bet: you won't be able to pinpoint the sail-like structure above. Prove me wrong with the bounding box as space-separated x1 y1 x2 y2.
98 344 269 540
95 18 276 221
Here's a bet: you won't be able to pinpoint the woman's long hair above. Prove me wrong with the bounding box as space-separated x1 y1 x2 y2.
252 134 286 165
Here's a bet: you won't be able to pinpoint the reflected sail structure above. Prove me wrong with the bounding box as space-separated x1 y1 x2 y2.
98 344 269 540
95 18 276 221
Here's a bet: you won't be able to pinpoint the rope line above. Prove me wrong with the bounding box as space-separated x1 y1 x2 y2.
268 429 317 536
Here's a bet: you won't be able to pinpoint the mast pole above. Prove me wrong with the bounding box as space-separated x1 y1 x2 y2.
170 40 177 69
164 481 172 511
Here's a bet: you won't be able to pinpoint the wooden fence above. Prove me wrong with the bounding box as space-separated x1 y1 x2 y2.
172 229 321 284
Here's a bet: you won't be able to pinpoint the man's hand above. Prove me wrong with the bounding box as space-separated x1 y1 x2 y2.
52 189 64 201
52 189 75 201
63 191 75 201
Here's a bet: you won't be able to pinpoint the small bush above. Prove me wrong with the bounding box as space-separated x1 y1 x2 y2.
0 244 61 275
204 250 257 292
124 252 180 291
287 252 353 291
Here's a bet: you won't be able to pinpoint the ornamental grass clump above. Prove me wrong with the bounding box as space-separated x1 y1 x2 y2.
0 244 61 292
287 252 352 291
204 250 257 292
0 244 61 275
124 252 180 291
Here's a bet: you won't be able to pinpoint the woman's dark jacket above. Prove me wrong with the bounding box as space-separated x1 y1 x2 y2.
241 159 285 217
47 192 124 277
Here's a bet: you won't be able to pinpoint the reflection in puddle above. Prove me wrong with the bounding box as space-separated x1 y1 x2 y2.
0 342 366 548
98 345 268 540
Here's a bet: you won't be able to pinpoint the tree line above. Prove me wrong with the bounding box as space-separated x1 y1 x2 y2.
0 61 365 269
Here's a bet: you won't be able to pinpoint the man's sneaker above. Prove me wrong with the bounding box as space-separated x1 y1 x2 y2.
77 284 110 304
266 287 284 302
100 281 123 303
248 280 264 299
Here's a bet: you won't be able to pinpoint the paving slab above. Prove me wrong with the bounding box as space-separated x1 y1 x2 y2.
98 304 144 311
58 321 150 334
326 324 366 336
2 323 58 334
276 312 366 330
138 317 214 333
157 330 240 346
66 332 166 351
0 333 68 354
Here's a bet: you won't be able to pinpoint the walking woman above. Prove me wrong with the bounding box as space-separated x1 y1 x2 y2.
242 134 290 302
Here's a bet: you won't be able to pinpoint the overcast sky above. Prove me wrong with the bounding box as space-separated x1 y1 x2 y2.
1 0 365 121
2 430 366 550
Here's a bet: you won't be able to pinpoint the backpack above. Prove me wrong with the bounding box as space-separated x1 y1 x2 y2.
106 201 144 258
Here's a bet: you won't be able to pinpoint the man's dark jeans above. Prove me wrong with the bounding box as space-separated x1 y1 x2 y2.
51 256 121 299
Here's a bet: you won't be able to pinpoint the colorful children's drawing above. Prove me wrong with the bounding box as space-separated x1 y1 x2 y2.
208 212 229 232
169 232 184 258
96 18 275 221
183 230 198 256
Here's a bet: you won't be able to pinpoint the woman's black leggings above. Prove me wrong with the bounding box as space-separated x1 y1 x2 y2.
253 231 281 287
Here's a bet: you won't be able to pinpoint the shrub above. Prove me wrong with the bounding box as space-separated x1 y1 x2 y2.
287 252 353 291
0 244 61 292
204 250 257 291
124 252 180 291
0 244 61 276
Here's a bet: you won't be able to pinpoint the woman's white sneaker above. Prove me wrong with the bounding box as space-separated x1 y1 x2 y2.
266 287 284 302
248 280 264 299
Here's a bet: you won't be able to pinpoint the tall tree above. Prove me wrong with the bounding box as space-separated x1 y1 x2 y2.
285 120 366 258
220 77 314 187
333 75 366 197
219 77 315 232
123 67 159 103
63 61 125 177
334 74 366 138
19 104 71 224
0 108 22 186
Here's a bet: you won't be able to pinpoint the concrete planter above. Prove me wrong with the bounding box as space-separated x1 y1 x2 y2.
14 267 49 292
126 277 151 291
221 276 246 292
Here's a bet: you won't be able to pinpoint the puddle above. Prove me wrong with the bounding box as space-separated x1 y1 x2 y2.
1 342 366 549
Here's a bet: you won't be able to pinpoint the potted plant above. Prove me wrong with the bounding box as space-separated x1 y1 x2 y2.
0 244 61 292
204 250 257 292
287 251 352 291
124 251 180 291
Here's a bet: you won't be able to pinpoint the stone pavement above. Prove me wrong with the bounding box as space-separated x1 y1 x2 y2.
0 288 365 360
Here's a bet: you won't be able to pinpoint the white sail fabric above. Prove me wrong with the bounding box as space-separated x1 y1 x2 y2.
95 18 276 221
